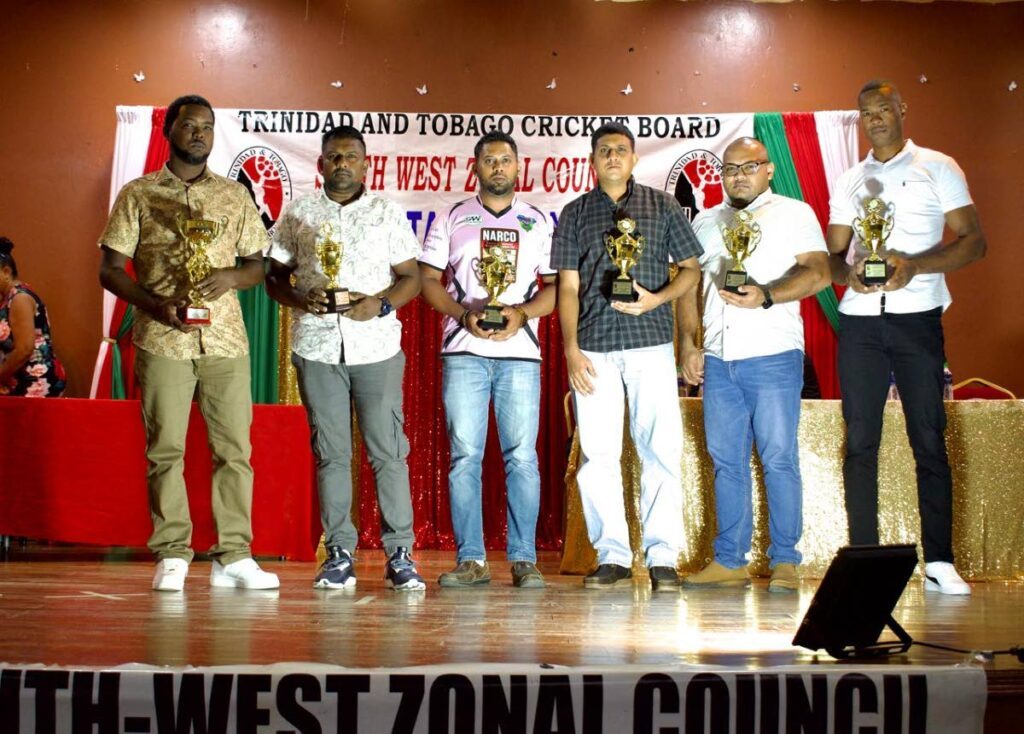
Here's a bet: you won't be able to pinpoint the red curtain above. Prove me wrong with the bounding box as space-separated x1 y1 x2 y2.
782 112 841 399
356 298 570 552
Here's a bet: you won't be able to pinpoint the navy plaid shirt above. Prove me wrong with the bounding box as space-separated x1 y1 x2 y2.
551 179 702 353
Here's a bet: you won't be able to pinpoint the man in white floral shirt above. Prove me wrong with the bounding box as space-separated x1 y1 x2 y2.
266 126 425 590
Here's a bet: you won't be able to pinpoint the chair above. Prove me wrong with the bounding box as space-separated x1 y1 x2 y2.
952 377 1017 400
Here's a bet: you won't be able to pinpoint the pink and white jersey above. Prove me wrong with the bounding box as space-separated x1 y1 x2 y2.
420 196 555 361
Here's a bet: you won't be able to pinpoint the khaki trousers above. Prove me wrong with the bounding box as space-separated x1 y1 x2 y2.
136 348 254 564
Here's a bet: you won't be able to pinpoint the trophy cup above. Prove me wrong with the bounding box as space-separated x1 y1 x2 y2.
853 197 895 287
175 214 223 326
719 209 761 294
472 228 519 330
604 216 646 302
315 223 351 313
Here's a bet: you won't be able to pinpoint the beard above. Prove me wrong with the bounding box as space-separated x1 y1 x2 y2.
482 178 514 197
170 140 210 167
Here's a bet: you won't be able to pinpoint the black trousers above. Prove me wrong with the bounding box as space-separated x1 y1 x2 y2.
838 307 954 563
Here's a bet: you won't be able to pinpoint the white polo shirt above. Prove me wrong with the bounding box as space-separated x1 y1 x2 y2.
692 190 826 361
829 140 973 315
420 196 554 362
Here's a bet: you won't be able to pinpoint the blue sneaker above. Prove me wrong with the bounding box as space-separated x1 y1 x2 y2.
385 547 425 591
314 547 356 589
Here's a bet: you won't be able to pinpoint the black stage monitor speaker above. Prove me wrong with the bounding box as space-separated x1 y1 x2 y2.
793 544 919 659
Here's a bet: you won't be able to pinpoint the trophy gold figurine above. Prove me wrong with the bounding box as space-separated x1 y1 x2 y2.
719 209 761 294
472 228 520 330
853 197 895 287
315 223 351 313
604 216 646 302
175 214 224 326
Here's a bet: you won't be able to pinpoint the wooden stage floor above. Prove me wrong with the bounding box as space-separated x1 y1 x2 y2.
1 547 1021 674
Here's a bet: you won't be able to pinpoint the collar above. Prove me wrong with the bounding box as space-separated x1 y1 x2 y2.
319 184 366 208
156 163 213 186
866 139 917 167
727 188 774 214
477 195 517 219
595 176 636 210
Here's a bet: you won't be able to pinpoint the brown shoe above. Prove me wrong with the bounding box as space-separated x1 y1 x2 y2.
768 563 799 593
682 561 750 588
511 561 545 588
438 560 491 587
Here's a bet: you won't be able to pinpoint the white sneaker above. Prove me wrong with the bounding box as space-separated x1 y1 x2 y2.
924 561 972 595
152 558 189 591
210 558 280 589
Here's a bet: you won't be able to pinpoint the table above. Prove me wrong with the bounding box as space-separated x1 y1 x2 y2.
0 398 320 560
561 399 1024 579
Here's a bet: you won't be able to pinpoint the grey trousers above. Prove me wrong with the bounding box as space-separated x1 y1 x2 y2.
292 350 415 555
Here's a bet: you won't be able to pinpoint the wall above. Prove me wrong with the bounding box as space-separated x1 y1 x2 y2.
1 0 1021 397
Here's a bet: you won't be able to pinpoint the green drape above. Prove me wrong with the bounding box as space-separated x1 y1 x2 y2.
753 112 841 332
239 279 279 405
109 305 135 399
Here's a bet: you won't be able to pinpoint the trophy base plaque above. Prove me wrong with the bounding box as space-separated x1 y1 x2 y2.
179 304 211 326
479 304 507 331
723 270 748 294
325 288 352 314
862 259 889 287
610 277 638 303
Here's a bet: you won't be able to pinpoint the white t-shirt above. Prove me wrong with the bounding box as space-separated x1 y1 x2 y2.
268 189 421 366
692 190 827 361
420 196 554 362
829 140 973 315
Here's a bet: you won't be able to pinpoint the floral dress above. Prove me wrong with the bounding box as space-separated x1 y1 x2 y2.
0 283 66 397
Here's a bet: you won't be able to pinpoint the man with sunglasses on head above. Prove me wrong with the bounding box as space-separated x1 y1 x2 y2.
680 137 829 592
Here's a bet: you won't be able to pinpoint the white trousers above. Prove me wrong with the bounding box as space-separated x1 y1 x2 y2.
574 342 683 568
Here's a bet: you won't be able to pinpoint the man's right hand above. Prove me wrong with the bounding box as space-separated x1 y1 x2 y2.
681 347 704 386
462 311 492 340
305 288 330 315
566 347 597 396
148 297 195 333
847 258 883 294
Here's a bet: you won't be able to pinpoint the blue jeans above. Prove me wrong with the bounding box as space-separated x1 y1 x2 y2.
703 349 804 569
442 355 541 563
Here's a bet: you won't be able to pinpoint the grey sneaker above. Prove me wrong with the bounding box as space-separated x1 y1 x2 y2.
438 560 491 587
314 547 356 589
511 561 545 588
649 565 681 592
385 547 426 591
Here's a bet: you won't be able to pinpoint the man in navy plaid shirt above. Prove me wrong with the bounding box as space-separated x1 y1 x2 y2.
551 122 702 590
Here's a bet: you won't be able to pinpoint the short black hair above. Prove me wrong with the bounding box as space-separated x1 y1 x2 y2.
859 79 901 101
474 131 518 160
163 95 215 139
0 236 17 278
322 125 366 152
591 122 635 152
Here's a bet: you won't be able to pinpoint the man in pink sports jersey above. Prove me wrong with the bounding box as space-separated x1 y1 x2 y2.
419 131 556 589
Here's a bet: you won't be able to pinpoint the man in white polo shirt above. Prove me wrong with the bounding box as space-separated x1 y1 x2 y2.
680 137 829 592
827 80 986 595
419 131 556 588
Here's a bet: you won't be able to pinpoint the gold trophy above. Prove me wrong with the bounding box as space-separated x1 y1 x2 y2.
853 197 895 286
315 223 351 313
175 214 224 325
719 209 761 294
604 216 646 302
472 228 519 330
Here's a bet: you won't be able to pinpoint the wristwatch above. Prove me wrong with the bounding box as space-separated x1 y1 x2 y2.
761 288 774 309
378 296 394 318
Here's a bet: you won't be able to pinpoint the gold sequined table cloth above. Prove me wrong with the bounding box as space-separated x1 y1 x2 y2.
561 399 1024 579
